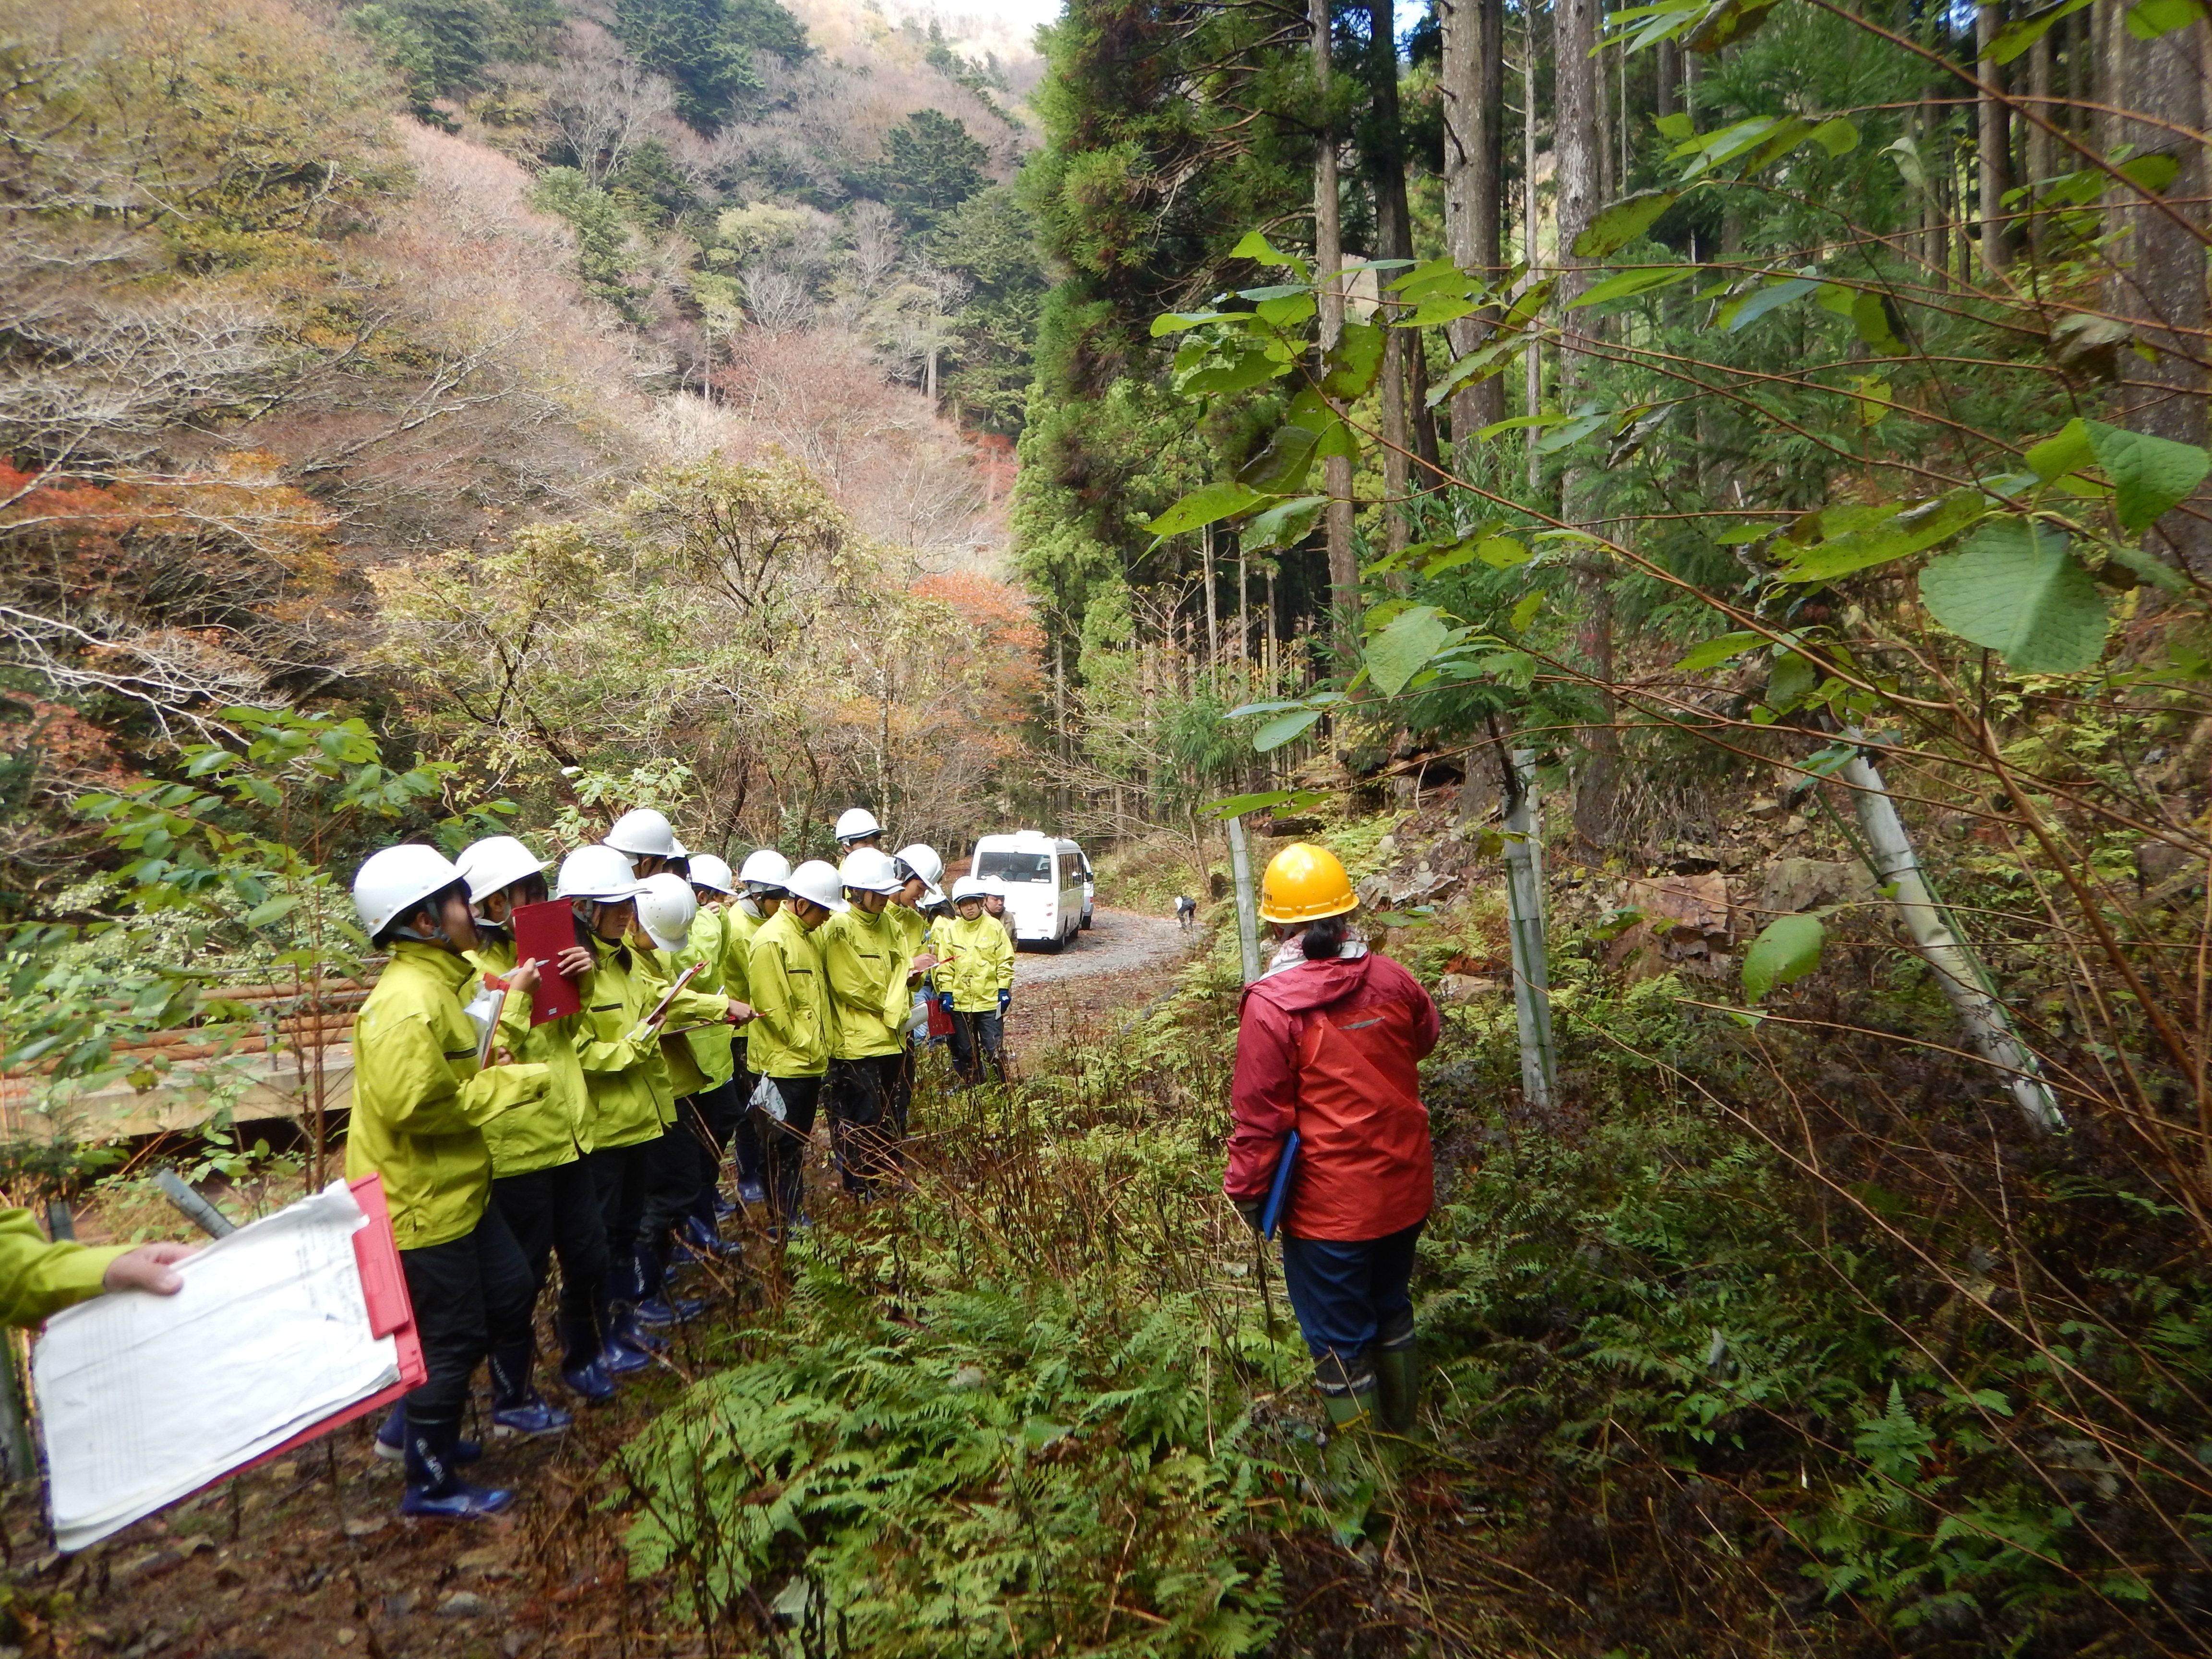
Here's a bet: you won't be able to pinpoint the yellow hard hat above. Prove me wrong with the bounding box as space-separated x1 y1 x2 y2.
1259 842 1357 924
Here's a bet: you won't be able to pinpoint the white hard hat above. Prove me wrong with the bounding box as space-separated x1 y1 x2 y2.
687 853 736 895
892 844 944 904
950 875 989 902
784 859 849 913
834 807 881 842
353 845 464 940
605 808 676 859
555 844 644 902
455 835 547 902
738 848 792 890
839 846 903 895
894 843 942 881
635 872 698 951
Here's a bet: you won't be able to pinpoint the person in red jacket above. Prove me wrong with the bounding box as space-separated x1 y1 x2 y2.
1225 842 1440 1439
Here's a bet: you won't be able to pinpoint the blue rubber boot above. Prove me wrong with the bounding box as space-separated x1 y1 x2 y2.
400 1420 512 1519
488 1345 573 1438
631 1244 706 1326
555 1318 617 1403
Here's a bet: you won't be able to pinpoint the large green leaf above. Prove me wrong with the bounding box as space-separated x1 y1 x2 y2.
1177 344 1286 397
1230 231 1307 275
1990 0 2094 60
2025 418 2093 483
1743 913 1825 1002
1779 492 1985 582
1254 707 1323 752
1685 0 1784 55
1241 493 1328 553
1919 522 2109 673
1364 605 1453 697
1674 630 1765 671
1572 191 1681 258
1235 425 1318 493
1719 275 1821 333
1320 320 1386 398
1143 481 1268 536
2127 0 2206 38
1570 265 1693 309
2084 420 2211 531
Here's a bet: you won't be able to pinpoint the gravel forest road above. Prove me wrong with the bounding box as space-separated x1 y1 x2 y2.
1004 905 1204 1060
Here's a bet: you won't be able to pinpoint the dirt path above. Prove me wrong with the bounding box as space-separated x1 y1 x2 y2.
1004 906 1203 1060
1012 905 1190 987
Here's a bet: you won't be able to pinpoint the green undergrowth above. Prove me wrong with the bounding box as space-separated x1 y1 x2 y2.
614 1043 1322 1655
614 898 2212 1656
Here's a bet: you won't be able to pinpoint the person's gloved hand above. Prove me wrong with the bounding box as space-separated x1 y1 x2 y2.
997 989 1010 1016
1233 1199 1265 1235
938 991 955 1016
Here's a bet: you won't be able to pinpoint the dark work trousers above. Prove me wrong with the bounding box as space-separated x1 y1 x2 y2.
826 1053 902 1195
589 1137 656 1296
1277 1221 1424 1372
399 1204 535 1435
947 1009 1004 1086
683 1075 746 1225
890 1044 915 1137
729 1072 766 1189
754 1074 821 1226
642 1094 709 1243
490 1160 608 1369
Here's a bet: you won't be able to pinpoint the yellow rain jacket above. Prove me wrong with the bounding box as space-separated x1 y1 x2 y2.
468 933 591 1178
931 913 1015 1013
746 908 830 1079
574 935 674 1150
681 905 737 1086
639 943 735 1099
0 1212 128 1326
346 941 550 1250
818 904 909 1059
723 903 765 1002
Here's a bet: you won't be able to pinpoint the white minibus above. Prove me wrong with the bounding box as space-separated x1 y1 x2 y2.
971 831 1088 949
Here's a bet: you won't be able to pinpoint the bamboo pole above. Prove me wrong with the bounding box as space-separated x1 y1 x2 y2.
1503 749 1557 1108
1839 745 2065 1132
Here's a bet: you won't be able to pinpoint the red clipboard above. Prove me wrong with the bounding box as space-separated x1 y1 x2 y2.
512 899 585 1024
222 1175 424 1480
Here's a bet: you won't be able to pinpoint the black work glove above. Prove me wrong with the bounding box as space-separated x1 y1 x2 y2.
1234 1199 1265 1235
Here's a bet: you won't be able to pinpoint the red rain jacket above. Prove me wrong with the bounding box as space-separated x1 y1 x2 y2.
1224 950 1440 1241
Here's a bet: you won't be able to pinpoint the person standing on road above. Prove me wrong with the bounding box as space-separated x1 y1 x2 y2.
1175 894 1197 931
932 877 1013 1087
1223 843 1439 1443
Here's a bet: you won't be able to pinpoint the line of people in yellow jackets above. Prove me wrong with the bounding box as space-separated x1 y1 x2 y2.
340 805 1007 1519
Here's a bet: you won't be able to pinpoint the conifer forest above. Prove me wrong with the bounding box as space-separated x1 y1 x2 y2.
3 0 2212 1648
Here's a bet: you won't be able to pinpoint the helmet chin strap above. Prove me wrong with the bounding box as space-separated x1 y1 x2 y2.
393 914 461 951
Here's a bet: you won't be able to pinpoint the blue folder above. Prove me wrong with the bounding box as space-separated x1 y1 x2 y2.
1261 1130 1301 1241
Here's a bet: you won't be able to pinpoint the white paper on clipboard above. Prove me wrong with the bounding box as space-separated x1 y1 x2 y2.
469 982 509 1070
33 1180 400 1551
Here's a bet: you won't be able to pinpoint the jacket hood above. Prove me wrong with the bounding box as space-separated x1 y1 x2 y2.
1244 951 1379 1014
